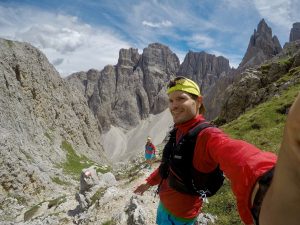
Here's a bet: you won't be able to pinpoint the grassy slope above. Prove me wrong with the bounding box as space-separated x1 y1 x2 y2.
202 78 300 224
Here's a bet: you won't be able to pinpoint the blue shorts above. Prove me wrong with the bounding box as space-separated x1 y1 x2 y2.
156 202 196 225
145 153 154 160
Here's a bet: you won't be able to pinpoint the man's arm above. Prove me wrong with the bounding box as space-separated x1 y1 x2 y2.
134 183 151 195
133 168 161 194
260 93 300 225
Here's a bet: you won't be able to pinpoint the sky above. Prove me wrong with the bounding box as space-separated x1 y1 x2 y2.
0 0 300 77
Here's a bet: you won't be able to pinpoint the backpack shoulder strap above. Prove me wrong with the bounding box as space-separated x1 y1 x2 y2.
186 121 214 139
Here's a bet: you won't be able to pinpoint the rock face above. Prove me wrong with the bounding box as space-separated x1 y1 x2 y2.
0 38 107 221
205 19 284 120
239 19 282 70
204 70 236 120
177 51 231 95
67 69 101 99
69 43 180 132
289 22 300 42
219 44 300 123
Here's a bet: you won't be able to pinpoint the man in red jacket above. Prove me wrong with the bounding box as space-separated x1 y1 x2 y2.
134 76 300 225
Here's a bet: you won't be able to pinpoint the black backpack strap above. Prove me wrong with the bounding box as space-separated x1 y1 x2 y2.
156 127 176 195
251 167 275 225
187 121 213 138
161 127 177 162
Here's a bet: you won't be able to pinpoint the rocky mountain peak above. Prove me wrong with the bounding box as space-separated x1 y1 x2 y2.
177 51 231 95
239 19 282 70
72 42 179 133
289 22 300 42
117 48 140 67
141 43 180 75
257 19 272 37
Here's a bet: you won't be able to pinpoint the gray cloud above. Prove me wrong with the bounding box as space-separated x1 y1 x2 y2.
17 25 85 53
52 58 64 66
0 6 130 77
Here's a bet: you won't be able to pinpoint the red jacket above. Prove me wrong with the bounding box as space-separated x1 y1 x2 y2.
145 143 156 154
146 115 277 224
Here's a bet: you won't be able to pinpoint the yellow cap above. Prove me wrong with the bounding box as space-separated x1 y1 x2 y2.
167 77 201 96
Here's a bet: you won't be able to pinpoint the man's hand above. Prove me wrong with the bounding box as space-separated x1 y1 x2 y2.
260 93 300 225
133 183 151 195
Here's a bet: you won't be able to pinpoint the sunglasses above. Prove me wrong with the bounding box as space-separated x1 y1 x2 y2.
167 76 188 89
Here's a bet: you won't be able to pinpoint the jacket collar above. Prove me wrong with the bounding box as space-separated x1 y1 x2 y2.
175 114 205 135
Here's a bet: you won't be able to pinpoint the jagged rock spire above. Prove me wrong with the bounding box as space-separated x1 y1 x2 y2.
239 19 282 70
289 22 300 42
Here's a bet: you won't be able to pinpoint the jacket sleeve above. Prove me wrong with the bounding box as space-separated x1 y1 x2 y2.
193 127 277 224
151 143 156 154
145 168 161 186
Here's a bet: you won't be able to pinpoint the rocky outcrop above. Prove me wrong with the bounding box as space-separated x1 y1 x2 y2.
205 19 284 120
0 38 108 223
71 167 117 216
289 22 300 42
67 69 101 99
204 70 237 120
139 43 179 113
177 51 232 95
219 46 300 123
239 19 282 70
70 43 179 132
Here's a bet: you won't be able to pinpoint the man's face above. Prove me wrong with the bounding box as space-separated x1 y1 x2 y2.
168 90 202 124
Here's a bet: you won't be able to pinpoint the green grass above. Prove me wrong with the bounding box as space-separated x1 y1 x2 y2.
102 220 116 225
202 180 242 225
121 161 146 184
44 132 53 141
278 57 293 67
276 66 300 85
60 140 110 179
48 196 67 209
51 176 71 186
24 203 42 221
90 187 107 206
222 82 300 153
5 39 14 48
23 196 67 222
260 63 271 74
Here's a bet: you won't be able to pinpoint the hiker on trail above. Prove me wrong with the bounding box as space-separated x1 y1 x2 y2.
134 76 300 225
145 137 156 169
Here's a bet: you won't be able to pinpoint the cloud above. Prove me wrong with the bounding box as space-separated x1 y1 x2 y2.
52 58 64 66
18 24 85 53
119 1 217 47
186 34 215 49
253 0 299 27
253 0 300 43
0 5 130 77
142 20 172 28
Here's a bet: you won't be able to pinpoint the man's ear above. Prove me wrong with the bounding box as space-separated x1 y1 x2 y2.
197 96 203 105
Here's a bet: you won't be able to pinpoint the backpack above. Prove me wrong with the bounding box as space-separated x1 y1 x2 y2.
158 122 224 197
